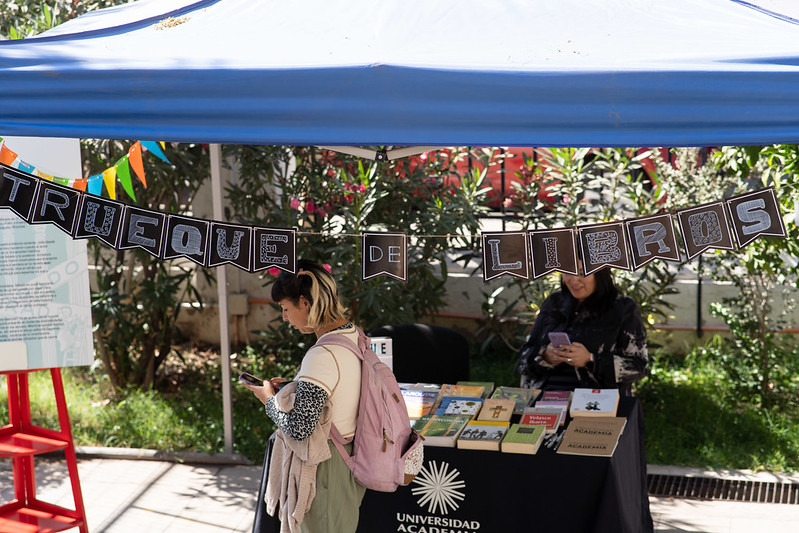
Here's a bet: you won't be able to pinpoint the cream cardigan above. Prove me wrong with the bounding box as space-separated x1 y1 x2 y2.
265 381 333 533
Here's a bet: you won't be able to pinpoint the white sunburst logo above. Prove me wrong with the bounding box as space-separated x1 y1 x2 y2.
411 460 466 515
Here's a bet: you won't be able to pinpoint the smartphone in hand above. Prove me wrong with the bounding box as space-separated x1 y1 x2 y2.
238 372 264 387
548 332 571 348
270 378 290 391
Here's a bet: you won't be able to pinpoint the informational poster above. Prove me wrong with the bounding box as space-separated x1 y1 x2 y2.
0 136 93 371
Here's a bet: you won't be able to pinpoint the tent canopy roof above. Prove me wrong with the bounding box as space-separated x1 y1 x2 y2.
2 0 799 146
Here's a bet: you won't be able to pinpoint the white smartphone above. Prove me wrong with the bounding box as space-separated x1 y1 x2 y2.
548 332 571 347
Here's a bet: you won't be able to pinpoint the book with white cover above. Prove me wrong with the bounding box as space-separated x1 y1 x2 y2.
569 388 620 417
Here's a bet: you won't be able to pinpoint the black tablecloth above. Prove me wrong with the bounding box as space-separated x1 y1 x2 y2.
254 396 653 533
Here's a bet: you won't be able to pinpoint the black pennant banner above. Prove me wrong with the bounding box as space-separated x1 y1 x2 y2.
0 164 40 221
481 231 529 281
726 188 786 248
74 195 125 247
209 222 253 272
362 232 407 281
677 201 735 260
253 227 296 274
529 228 579 280
30 179 82 236
163 214 210 267
625 213 681 269
578 221 631 275
0 165 787 281
119 205 167 258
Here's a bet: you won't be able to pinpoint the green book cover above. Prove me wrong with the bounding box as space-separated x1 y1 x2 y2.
414 415 471 447
503 423 546 445
457 380 496 398
491 386 540 414
501 423 546 454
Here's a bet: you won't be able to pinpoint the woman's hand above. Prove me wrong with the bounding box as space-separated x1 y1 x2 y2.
242 381 276 405
545 341 592 368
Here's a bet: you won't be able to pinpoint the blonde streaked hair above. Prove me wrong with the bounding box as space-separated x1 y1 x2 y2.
271 260 348 330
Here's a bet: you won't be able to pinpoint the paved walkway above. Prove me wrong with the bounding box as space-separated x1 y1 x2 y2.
3 451 799 532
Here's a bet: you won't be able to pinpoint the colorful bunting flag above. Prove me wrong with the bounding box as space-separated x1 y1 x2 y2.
0 136 164 201
102 167 117 200
87 174 103 196
115 157 136 201
128 141 147 187
141 141 171 164
0 143 18 166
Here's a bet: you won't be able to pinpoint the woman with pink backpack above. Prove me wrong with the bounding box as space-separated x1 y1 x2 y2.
243 260 365 533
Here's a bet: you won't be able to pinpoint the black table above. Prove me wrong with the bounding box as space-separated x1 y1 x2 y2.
254 397 653 533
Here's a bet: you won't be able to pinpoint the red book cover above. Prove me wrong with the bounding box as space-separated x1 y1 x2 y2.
520 412 559 433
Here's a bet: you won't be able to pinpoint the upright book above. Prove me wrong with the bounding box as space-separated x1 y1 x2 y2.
569 388 620 417
556 416 627 457
490 386 540 415
501 423 546 455
456 420 510 451
413 414 471 447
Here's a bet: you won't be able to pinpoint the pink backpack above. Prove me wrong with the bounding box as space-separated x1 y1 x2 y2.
316 326 423 492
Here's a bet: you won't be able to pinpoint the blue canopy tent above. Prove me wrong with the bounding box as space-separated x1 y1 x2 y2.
3 0 799 455
2 0 799 147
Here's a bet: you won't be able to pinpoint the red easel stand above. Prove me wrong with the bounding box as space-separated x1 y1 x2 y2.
0 369 88 532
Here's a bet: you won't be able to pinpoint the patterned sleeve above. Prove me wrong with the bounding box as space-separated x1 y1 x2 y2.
264 380 328 441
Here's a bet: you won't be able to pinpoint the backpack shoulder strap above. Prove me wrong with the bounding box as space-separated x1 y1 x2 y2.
314 326 370 359
315 327 369 463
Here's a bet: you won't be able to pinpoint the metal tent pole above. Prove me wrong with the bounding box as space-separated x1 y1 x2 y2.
210 143 234 454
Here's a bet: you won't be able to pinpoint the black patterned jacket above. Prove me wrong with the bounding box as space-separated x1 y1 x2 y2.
518 291 648 396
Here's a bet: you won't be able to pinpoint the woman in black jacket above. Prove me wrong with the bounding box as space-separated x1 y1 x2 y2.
518 267 648 396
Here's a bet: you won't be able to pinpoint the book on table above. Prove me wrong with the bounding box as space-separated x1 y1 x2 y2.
434 396 483 418
457 380 496 398
534 391 571 413
413 414 471 447
490 386 540 415
525 404 567 426
556 416 627 457
539 389 573 407
501 423 546 455
455 420 510 451
519 410 559 434
438 383 486 399
569 388 620 417
400 388 440 419
475 398 515 422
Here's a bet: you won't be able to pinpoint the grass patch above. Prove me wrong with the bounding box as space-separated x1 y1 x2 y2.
638 351 799 472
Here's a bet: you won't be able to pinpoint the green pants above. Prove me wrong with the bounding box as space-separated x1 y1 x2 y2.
301 441 366 533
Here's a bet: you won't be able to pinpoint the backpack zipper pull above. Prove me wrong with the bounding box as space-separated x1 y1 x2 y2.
383 429 394 451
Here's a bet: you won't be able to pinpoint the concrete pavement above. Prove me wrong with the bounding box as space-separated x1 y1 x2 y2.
3 450 799 532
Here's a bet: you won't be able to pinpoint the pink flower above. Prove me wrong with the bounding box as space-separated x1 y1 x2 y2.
419 152 428 162
323 264 332 273
290 198 301 210
268 267 281 276
306 200 315 214
503 197 514 208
